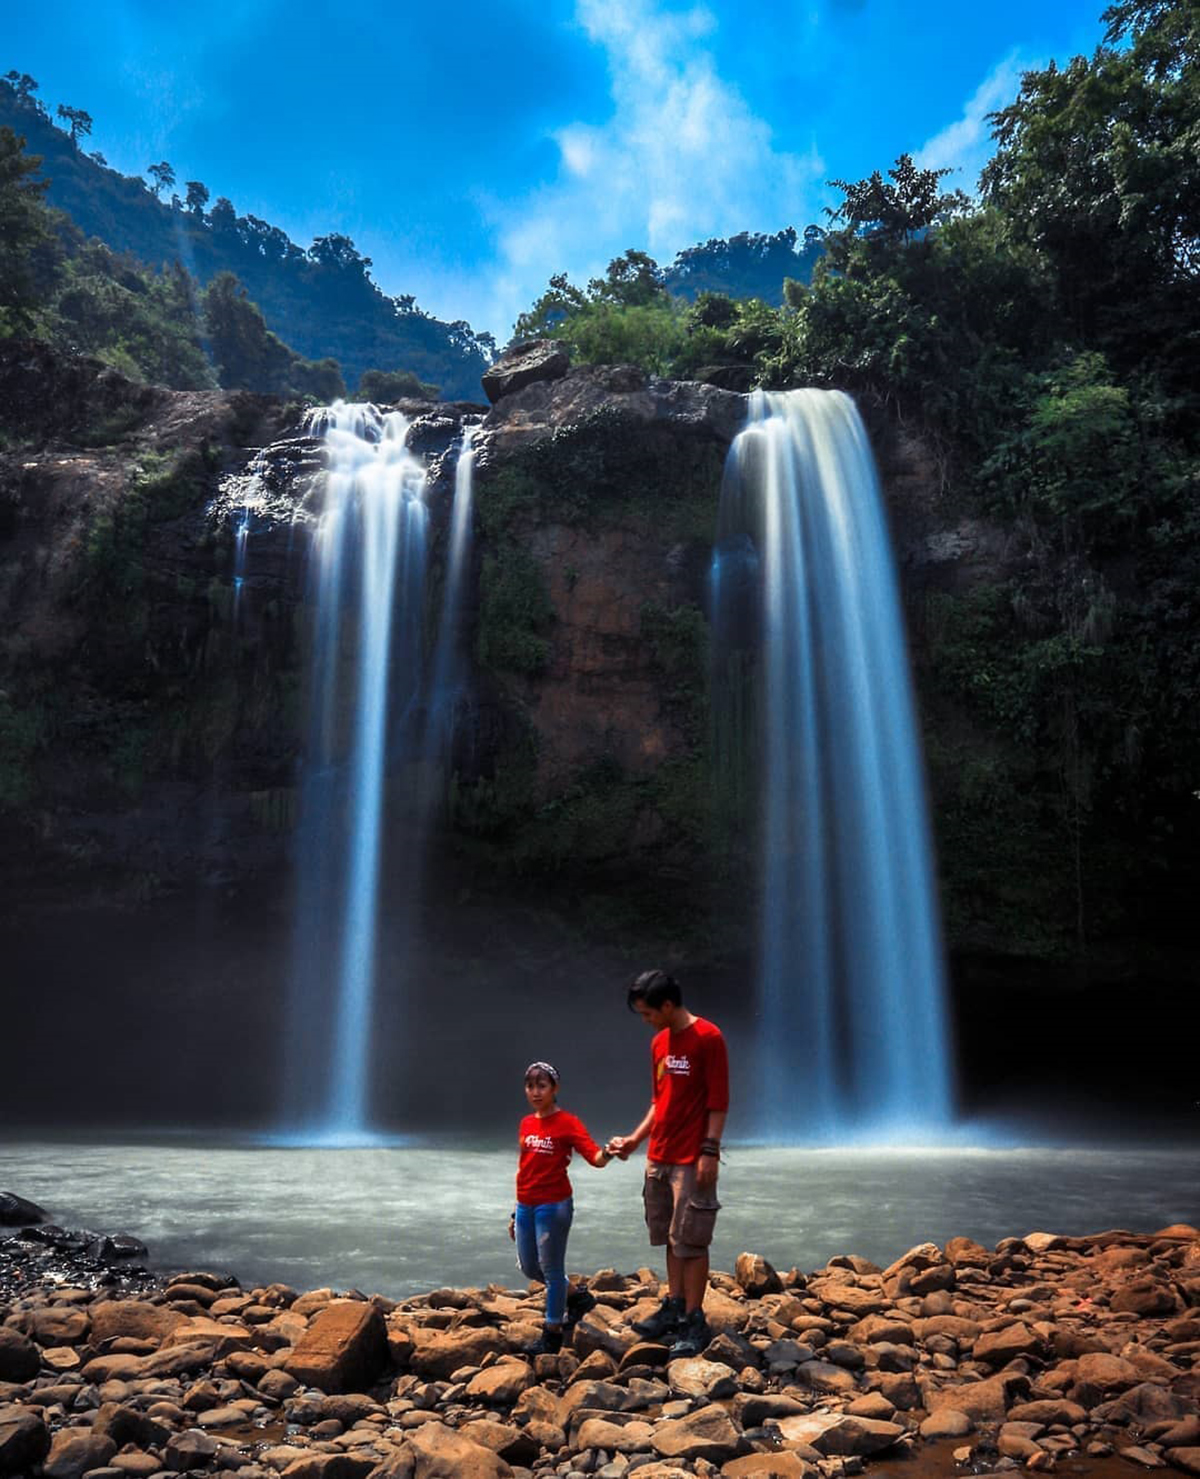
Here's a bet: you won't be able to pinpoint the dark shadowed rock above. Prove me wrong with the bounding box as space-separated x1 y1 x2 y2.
0 1404 50 1476
481 340 570 404
43 1429 118 1479
0 1330 39 1383
0 1193 46 1226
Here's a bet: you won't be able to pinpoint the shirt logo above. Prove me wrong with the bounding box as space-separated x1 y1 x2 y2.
665 1054 691 1075
524 1134 557 1155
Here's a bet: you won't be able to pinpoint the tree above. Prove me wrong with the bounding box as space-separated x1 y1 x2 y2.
308 233 371 273
209 196 237 232
89 151 108 168
3 72 44 114
358 367 440 402
0 126 52 332
55 105 92 146
184 180 209 216
146 161 175 197
826 153 970 246
202 270 346 398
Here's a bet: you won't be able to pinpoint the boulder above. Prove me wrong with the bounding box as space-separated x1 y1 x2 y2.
667 1356 738 1400
0 1329 39 1382
773 1413 906 1457
408 1323 506 1381
974 1321 1042 1366
1112 1280 1179 1317
22 1306 90 1345
91 1300 185 1346
574 1417 655 1453
481 341 570 405
1076 1352 1143 1391
279 1457 378 1479
1168 1450 1200 1476
458 1420 538 1466
0 1192 46 1225
924 1371 1028 1423
463 1359 531 1405
43 1429 118 1479
736 1254 783 1298
722 1456 816 1478
920 1409 974 1439
164 1430 221 1472
0 1403 50 1475
405 1421 513 1479
284 1301 387 1393
651 1404 741 1463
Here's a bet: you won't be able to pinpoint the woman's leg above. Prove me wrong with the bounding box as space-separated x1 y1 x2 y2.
514 1203 543 1284
533 1198 573 1328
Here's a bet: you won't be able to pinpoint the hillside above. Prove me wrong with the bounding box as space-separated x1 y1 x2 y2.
0 78 494 399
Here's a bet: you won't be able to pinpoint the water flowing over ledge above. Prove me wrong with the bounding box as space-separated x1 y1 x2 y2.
713 389 953 1142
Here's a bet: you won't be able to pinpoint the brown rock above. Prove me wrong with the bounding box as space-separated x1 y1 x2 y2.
91 1300 185 1346
667 1356 737 1400
850 1316 914 1345
868 1371 922 1410
807 1280 889 1318
0 1403 50 1475
458 1420 538 1466
1168 1449 1200 1476
1112 1281 1179 1317
652 1403 741 1463
722 1455 816 1478
163 1317 253 1357
43 1429 118 1479
915 1315 981 1344
164 1430 221 1472
41 1346 82 1372
975 1322 1042 1367
846 1393 896 1421
734 1393 808 1428
945 1238 991 1268
1076 1352 1142 1391
736 1254 783 1298
93 1402 171 1449
1008 1400 1087 1426
463 1359 531 1405
405 1421 512 1479
704 1288 752 1336
285 1302 387 1393
21 1306 91 1345
773 1413 906 1457
998 1431 1042 1462
481 340 570 405
1120 1446 1166 1469
925 1371 1028 1423
281 1457 379 1479
792 1359 859 1395
574 1417 655 1453
110 1453 162 1478
920 1409 974 1439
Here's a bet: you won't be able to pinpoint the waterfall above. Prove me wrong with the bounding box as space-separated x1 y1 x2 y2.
283 403 430 1142
712 388 953 1140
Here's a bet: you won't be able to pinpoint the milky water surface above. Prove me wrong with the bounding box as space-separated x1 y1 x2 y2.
1 1144 1195 1299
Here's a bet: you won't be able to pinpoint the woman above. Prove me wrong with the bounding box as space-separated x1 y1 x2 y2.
510 1059 611 1353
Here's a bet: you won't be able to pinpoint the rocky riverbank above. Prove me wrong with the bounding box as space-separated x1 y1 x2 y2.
1 1196 1198 1479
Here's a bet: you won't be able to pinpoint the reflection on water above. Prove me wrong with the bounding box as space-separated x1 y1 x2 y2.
1 1143 1195 1300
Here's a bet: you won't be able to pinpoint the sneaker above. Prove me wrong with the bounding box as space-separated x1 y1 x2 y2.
525 1323 563 1356
667 1308 711 1358
632 1294 685 1341
564 1287 597 1327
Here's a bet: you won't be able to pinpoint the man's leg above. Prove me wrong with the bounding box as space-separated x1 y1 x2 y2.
681 1250 709 1313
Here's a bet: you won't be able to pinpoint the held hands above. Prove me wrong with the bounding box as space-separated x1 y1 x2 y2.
605 1135 634 1161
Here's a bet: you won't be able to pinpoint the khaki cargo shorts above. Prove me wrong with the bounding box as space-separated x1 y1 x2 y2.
643 1160 721 1258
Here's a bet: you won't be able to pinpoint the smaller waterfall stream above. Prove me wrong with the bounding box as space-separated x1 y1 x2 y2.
713 388 952 1140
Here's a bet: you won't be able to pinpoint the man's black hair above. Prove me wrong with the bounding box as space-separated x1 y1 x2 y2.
627 969 683 1012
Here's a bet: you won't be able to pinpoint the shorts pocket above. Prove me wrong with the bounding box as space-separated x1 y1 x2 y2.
678 1195 721 1248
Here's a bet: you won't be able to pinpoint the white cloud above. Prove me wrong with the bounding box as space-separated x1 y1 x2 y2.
915 52 1037 195
475 0 825 342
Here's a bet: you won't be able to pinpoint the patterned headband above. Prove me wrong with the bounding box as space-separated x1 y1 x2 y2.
524 1061 560 1085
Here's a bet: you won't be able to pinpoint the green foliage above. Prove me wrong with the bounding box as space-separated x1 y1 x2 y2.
476 550 554 675
640 600 709 735
202 271 346 400
0 124 51 332
357 366 440 402
0 691 43 809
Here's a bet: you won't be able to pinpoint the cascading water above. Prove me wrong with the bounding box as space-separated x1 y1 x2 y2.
712 388 952 1141
283 403 429 1142
426 425 477 744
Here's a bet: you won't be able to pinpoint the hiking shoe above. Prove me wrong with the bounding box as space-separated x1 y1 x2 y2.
632 1294 685 1341
525 1323 563 1356
668 1308 711 1358
564 1287 597 1327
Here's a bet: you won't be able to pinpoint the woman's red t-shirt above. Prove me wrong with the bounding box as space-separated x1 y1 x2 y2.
517 1109 602 1205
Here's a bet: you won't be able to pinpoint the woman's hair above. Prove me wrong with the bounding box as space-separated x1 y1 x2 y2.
524 1060 560 1085
627 969 683 1012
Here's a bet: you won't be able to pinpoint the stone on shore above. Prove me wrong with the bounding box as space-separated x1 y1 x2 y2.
42 1428 118 1479
284 1301 387 1393
405 1420 513 1478
0 1404 50 1476
0 1330 39 1383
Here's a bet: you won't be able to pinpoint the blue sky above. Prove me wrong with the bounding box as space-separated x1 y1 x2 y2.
10 0 1105 341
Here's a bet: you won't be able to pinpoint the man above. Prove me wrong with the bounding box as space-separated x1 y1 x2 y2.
607 969 729 1357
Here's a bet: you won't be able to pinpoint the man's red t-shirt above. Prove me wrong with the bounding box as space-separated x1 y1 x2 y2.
517 1109 602 1205
648 1016 729 1165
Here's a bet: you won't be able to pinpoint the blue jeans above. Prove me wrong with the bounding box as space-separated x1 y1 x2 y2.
515 1197 573 1326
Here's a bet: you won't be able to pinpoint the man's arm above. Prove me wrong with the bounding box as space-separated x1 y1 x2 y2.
607 1101 655 1159
695 1108 726 1190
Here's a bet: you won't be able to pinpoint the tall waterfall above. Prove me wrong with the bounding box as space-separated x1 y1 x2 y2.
284 403 430 1142
426 426 477 743
712 389 952 1140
